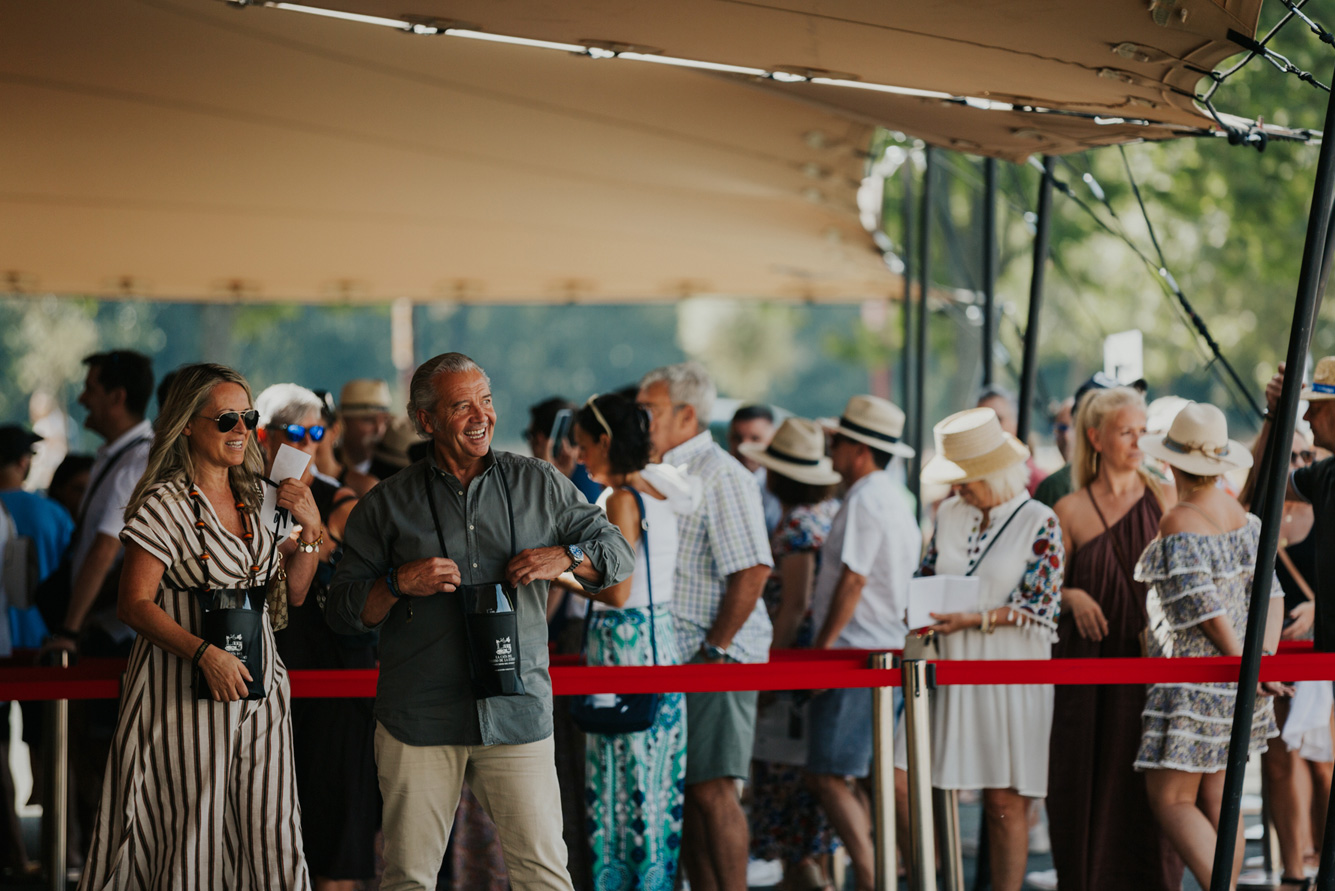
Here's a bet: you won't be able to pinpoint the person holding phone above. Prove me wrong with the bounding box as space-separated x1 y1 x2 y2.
328 353 633 891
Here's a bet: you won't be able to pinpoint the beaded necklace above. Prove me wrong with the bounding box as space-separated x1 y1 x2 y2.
189 482 267 592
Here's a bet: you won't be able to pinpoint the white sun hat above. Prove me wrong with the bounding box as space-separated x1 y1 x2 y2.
739 418 841 487
920 407 1030 485
824 395 914 458
1138 401 1252 476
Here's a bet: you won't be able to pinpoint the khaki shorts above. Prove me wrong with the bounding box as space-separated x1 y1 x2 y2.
684 663 758 785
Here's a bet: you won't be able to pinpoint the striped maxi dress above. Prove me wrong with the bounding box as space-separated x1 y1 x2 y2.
78 478 311 891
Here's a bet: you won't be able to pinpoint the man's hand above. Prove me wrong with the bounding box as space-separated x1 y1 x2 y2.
506 547 570 588
395 557 461 596
1266 362 1287 415
1281 601 1315 640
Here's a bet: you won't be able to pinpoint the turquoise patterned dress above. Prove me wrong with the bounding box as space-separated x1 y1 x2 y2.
585 607 686 891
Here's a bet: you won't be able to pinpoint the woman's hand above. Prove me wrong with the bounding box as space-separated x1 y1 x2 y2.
1259 680 1295 698
196 644 253 702
276 478 321 537
926 612 978 636
1281 601 1314 640
1064 587 1108 642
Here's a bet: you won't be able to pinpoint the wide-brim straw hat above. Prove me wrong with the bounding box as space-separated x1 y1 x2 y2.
1139 401 1252 476
339 379 392 417
824 395 914 458
374 414 426 469
739 418 842 487
921 407 1030 485
1301 356 1335 402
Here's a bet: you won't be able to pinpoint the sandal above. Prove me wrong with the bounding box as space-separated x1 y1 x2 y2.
1279 877 1312 890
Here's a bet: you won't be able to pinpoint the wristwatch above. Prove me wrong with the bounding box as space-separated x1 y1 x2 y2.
701 641 729 661
565 544 585 574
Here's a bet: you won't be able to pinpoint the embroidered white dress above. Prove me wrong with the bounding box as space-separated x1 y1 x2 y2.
897 492 1063 797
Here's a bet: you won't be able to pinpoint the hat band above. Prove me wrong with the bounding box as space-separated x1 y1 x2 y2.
840 416 901 446
1313 382 1335 395
765 444 821 467
342 402 389 413
1163 433 1229 459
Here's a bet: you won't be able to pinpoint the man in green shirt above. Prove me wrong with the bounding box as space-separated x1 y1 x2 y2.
329 352 633 890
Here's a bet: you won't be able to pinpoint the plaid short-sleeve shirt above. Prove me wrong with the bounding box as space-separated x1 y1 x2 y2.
663 432 774 663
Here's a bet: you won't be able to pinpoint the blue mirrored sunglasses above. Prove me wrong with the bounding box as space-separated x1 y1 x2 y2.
283 424 326 443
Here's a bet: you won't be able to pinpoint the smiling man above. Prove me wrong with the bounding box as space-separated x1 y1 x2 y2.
328 352 633 891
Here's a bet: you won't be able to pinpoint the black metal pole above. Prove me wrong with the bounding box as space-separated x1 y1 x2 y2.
901 160 915 414
982 157 998 387
908 146 933 522
1213 64 1335 891
1017 156 1054 444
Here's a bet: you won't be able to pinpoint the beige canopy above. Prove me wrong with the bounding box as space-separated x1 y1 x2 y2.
0 0 1288 303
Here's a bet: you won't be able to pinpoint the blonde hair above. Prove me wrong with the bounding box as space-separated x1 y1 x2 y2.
127 364 265 517
1072 386 1164 504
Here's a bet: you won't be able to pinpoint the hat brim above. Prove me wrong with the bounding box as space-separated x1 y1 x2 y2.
1300 385 1335 402
1138 433 1253 476
822 422 915 458
739 443 842 487
920 435 1029 485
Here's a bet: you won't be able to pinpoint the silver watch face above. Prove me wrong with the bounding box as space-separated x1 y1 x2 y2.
567 545 585 565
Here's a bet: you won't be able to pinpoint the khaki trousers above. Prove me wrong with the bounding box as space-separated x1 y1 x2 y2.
375 724 573 891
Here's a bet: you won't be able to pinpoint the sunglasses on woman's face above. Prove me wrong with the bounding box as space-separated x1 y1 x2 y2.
200 410 259 433
282 423 326 444
1292 449 1316 464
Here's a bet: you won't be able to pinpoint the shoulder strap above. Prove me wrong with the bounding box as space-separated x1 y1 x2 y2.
964 498 1031 577
580 487 658 666
78 434 150 527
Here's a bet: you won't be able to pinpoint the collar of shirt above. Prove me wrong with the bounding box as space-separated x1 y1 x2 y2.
663 430 715 466
97 419 153 459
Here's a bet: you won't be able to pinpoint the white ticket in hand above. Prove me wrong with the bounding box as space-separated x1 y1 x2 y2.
907 575 982 632
260 443 311 539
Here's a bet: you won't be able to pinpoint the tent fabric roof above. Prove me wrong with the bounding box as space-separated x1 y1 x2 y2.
0 0 1278 303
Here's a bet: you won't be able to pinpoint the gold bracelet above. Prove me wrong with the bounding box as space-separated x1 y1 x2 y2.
978 609 990 634
297 530 324 554
983 609 997 634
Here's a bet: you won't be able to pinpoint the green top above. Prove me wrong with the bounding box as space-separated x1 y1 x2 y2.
328 450 633 746
1033 462 1073 509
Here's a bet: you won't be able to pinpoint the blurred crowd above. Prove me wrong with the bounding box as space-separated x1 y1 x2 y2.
0 347 1333 891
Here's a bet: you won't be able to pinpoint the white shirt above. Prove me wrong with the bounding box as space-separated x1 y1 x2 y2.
592 464 700 611
810 470 919 650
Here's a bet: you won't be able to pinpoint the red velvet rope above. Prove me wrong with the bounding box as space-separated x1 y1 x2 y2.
0 642 1323 701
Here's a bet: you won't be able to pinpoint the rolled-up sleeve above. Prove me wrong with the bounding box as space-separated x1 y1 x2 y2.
327 489 394 635
544 465 632 593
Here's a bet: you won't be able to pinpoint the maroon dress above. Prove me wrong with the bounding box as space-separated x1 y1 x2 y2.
1047 488 1183 891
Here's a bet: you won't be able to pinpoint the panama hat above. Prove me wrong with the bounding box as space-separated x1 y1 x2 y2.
339 379 392 417
739 418 842 487
375 414 426 469
1301 356 1335 402
825 395 914 458
1139 401 1252 476
921 407 1030 485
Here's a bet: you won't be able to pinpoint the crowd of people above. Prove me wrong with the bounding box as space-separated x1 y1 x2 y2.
0 345 1332 891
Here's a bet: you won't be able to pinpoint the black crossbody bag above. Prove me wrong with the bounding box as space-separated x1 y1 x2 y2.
570 487 661 735
425 466 526 699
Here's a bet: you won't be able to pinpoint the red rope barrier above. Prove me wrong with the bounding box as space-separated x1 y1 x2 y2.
0 644 1330 700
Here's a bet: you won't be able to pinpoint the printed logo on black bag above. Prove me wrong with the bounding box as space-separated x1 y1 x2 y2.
494 636 513 659
225 633 245 659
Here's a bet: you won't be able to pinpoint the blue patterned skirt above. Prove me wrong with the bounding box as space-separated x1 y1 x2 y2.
584 607 687 891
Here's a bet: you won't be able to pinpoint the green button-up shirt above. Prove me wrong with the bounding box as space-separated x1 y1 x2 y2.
327 450 633 746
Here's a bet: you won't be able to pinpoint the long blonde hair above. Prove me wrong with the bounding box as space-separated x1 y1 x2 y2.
1072 386 1164 505
127 364 264 517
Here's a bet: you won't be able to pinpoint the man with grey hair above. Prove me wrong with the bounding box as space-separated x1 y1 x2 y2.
329 352 634 890
638 361 773 891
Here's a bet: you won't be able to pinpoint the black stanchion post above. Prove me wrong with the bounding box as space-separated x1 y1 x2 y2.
981 157 998 388
901 159 915 414
1017 156 1054 445
908 146 934 522
1216 68 1335 891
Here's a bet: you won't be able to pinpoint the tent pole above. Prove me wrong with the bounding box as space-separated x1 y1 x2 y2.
981 157 997 387
1213 67 1335 891
1017 156 1054 444
908 147 934 521
901 160 915 418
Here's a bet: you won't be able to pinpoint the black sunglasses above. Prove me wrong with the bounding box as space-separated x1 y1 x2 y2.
199 410 259 433
1292 449 1316 464
282 423 326 444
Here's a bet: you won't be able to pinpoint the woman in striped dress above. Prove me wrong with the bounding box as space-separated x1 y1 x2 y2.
78 363 322 891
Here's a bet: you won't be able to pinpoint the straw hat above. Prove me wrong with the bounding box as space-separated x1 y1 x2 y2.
920 407 1030 485
825 395 914 458
1139 401 1252 476
375 414 426 469
738 418 841 487
1301 356 1335 402
339 379 391 417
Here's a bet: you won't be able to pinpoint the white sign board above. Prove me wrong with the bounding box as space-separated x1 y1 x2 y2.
1103 329 1144 385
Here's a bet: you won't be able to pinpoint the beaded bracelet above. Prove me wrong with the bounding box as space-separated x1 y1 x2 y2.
192 640 211 668
386 566 405 599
